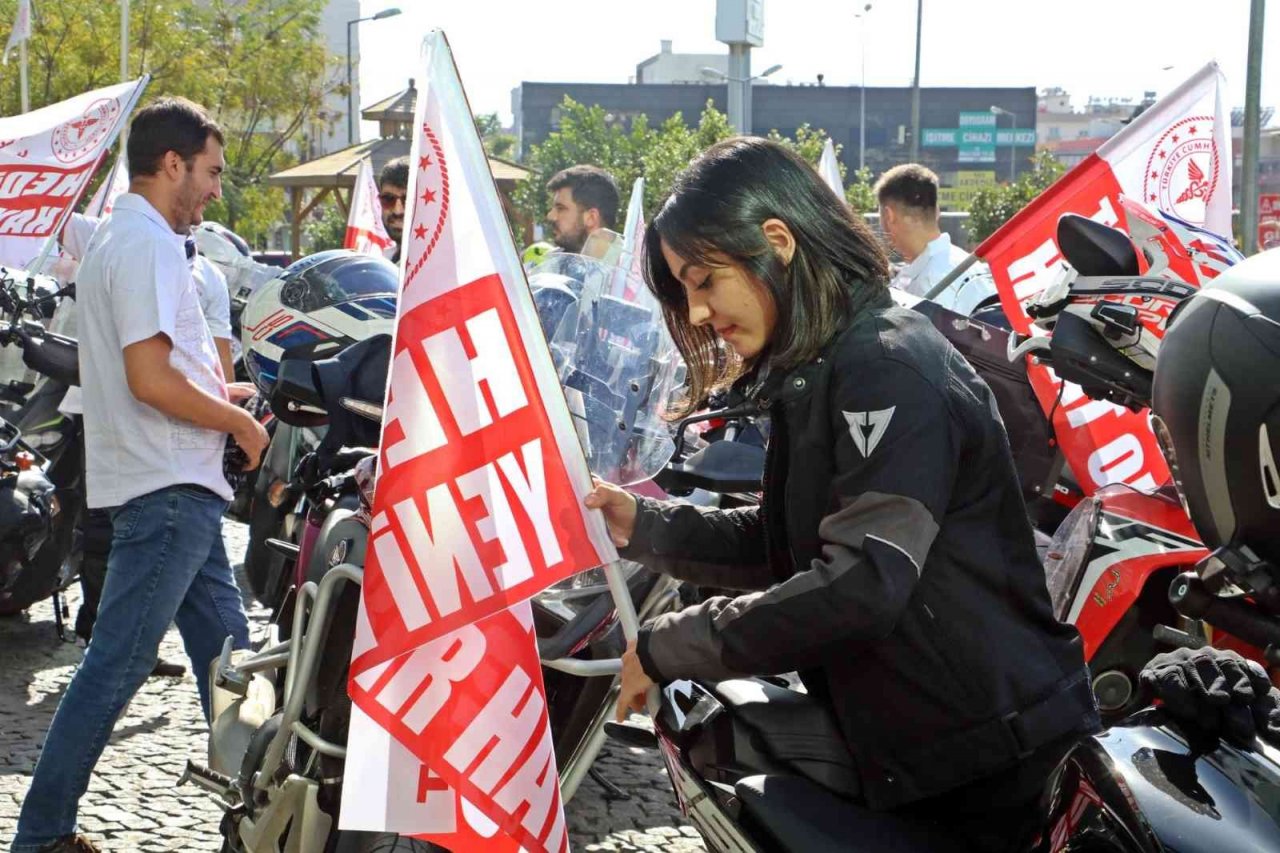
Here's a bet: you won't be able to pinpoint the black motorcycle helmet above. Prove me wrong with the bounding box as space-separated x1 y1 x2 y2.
1151 248 1280 566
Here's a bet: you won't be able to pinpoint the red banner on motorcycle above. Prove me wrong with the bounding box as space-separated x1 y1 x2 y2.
342 31 616 852
976 62 1231 494
0 77 149 271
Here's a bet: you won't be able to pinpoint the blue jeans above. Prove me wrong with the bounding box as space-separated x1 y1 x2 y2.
12 484 250 852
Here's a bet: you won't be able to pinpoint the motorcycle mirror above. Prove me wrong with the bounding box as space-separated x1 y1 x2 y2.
660 439 765 494
1057 214 1141 277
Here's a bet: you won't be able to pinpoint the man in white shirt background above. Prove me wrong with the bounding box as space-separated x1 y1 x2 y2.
13 97 269 853
875 163 996 316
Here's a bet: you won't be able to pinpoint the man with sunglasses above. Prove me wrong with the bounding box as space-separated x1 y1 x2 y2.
377 156 409 264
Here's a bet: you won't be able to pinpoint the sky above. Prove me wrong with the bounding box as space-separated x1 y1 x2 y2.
356 0 1278 135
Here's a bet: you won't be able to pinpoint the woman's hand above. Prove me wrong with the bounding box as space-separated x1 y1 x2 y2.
616 639 655 722
584 478 638 548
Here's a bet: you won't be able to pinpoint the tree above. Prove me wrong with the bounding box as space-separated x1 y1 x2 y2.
475 112 517 160
0 0 341 246
303 200 347 254
511 98 656 227
965 150 1067 244
515 99 872 228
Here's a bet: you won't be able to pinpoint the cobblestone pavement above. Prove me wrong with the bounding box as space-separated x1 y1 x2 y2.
0 519 703 852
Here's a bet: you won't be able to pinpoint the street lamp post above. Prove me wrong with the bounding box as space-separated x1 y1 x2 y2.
701 64 783 135
990 105 1017 181
909 0 922 160
855 4 871 172
346 7 402 146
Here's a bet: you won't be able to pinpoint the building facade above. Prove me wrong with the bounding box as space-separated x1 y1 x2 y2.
513 80 1037 204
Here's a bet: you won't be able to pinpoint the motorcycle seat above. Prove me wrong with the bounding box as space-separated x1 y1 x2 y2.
735 774 967 853
711 678 859 797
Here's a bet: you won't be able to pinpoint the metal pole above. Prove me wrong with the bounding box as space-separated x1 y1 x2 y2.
909 0 922 160
1009 111 1017 182
727 44 748 134
346 20 356 145
858 12 867 171
120 0 129 82
1241 0 1265 255
18 39 27 113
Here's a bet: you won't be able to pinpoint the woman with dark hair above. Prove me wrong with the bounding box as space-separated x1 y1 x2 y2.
585 138 1099 851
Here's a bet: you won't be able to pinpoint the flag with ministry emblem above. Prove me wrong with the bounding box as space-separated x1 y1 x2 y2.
338 31 616 852
974 62 1231 496
0 77 149 270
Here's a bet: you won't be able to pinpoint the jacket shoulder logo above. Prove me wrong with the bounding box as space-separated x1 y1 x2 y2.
843 406 896 457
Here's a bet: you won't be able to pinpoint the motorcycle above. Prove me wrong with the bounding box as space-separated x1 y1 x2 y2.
0 267 82 619
1003 207 1262 718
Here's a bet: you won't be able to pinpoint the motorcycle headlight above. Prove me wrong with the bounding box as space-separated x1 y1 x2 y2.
1043 496 1102 621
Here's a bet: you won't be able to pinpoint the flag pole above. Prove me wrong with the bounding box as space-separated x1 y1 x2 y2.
923 252 978 301
18 37 28 113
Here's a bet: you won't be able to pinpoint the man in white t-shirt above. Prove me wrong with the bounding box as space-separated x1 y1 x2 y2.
875 163 996 316
59 216 237 667
13 97 270 853
62 213 235 381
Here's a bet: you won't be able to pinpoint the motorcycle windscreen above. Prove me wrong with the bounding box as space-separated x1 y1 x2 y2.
533 253 682 486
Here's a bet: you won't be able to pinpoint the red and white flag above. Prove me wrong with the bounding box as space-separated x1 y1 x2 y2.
340 31 616 852
0 77 149 270
344 156 394 258
84 152 129 218
976 62 1231 495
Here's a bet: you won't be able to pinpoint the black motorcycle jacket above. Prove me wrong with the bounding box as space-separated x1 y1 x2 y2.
629 292 1100 809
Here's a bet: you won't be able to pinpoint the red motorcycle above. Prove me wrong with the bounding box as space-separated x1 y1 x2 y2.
1001 202 1264 717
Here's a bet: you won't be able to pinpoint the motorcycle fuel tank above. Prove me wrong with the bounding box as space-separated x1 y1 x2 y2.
1048 709 1280 851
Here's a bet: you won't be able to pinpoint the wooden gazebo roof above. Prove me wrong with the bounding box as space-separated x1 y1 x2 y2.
265 102 530 259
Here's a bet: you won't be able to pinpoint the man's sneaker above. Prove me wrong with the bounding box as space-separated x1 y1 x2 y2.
151 657 187 678
36 833 101 852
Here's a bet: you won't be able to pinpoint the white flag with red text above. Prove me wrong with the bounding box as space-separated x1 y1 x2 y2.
344 156 393 258
0 77 149 269
976 62 1231 496
340 31 616 852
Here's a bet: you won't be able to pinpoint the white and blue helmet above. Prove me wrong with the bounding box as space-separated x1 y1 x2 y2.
241 249 398 397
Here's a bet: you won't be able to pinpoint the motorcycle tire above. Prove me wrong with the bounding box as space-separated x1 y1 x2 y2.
328 833 443 853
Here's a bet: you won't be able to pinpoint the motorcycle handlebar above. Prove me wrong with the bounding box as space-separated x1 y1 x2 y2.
1169 572 1280 654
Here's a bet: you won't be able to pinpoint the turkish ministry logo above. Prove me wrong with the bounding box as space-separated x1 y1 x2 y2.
51 98 120 165
1142 116 1219 225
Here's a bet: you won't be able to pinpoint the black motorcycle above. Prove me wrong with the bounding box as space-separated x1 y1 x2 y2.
0 268 80 619
598 412 1280 852
0 414 60 618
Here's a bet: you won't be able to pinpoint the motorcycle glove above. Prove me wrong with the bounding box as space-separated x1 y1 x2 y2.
1140 647 1276 748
